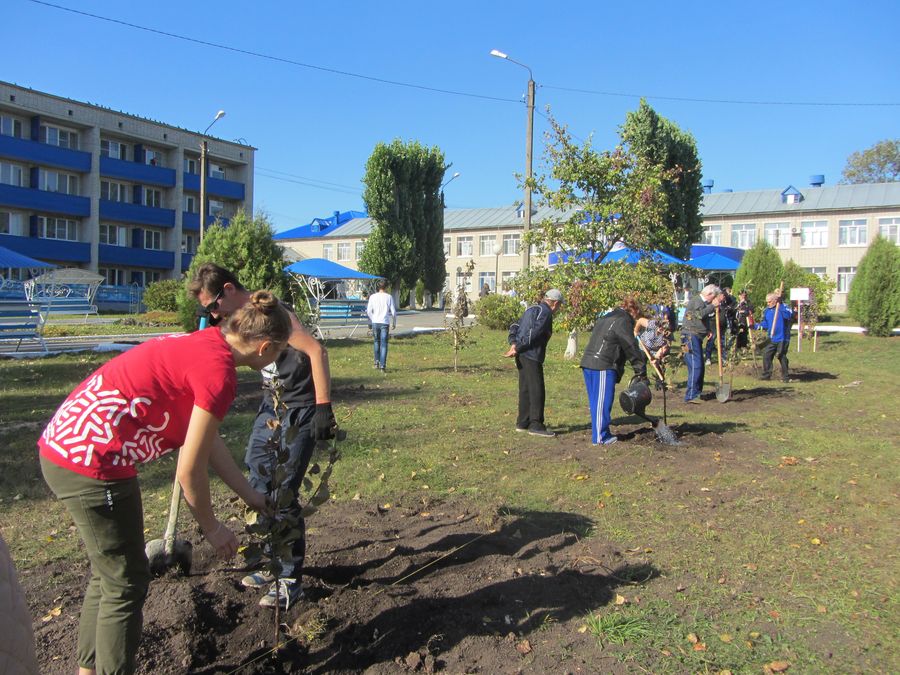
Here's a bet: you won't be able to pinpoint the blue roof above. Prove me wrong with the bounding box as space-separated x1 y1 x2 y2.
689 252 741 271
689 244 744 262
548 246 687 266
284 258 380 280
0 245 56 269
274 210 367 240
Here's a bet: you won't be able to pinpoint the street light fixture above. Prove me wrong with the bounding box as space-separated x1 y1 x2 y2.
199 110 226 241
492 241 502 293
490 49 535 269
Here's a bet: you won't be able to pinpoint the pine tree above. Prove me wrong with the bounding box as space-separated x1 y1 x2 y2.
848 236 900 336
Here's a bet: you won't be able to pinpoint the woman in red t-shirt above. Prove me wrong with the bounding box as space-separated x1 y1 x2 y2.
39 291 291 675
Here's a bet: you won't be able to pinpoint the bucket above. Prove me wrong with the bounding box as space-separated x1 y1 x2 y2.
619 378 652 416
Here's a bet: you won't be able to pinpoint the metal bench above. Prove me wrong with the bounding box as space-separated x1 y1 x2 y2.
0 300 48 352
37 296 99 320
313 300 369 339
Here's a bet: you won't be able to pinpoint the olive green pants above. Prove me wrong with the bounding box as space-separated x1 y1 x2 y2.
41 456 150 675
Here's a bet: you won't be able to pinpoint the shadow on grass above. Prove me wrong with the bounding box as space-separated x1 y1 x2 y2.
671 421 750 437
726 386 792 402
790 369 838 382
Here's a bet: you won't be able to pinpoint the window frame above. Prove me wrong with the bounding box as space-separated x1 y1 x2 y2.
144 188 162 209
143 229 163 251
99 223 126 246
336 242 351 262
322 243 334 260
479 235 496 256
38 216 78 241
701 224 722 246
730 223 757 249
800 220 829 248
877 217 899 245
836 266 856 293
355 240 365 259
838 219 868 247
456 236 473 257
763 222 790 249
0 161 25 187
502 233 521 256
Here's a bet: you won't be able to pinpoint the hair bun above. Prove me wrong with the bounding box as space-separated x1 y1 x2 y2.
249 290 278 312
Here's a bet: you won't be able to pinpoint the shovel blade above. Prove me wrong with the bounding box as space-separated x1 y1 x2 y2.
716 384 732 402
146 538 193 576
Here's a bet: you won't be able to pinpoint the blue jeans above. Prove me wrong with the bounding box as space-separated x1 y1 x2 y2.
704 331 726 364
245 401 315 579
584 368 617 444
683 333 705 401
372 323 389 369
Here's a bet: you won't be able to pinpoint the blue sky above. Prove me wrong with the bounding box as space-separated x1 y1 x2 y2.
8 0 900 233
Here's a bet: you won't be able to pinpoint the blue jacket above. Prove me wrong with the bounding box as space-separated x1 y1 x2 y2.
514 301 554 363
756 303 793 343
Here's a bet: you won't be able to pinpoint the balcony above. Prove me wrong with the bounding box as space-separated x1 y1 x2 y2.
0 234 90 263
181 252 194 271
0 135 91 173
0 184 90 217
100 156 176 187
182 211 230 232
99 244 174 269
182 173 245 200
99 200 175 228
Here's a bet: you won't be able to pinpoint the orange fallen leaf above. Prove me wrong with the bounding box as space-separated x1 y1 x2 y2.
744 563 758 571
41 606 62 623
780 456 799 466
516 639 532 655
810 537 821 545
719 633 733 643
693 642 707 651
769 610 781 620
767 661 791 672
614 593 627 605
687 633 699 644
817 605 827 613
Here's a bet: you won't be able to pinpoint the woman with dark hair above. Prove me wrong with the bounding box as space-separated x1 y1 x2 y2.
580 295 648 445
39 291 291 675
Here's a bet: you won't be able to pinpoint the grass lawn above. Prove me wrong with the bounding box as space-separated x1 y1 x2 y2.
1 326 897 673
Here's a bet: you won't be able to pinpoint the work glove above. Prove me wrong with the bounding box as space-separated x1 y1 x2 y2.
313 402 337 440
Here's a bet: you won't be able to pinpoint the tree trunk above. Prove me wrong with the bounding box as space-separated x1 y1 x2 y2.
408 288 416 310
423 290 432 309
564 329 578 360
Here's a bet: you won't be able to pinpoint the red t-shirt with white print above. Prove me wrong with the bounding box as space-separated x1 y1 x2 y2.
38 327 237 480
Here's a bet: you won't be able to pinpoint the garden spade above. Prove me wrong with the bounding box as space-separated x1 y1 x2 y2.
714 305 731 402
145 476 193 576
637 338 668 426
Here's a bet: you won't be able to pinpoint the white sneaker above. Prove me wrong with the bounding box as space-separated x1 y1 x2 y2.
241 570 276 588
259 578 303 610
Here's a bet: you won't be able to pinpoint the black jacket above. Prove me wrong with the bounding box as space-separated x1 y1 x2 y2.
580 308 647 382
513 301 554 363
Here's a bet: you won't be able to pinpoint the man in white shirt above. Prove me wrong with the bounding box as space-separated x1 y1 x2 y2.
366 279 397 372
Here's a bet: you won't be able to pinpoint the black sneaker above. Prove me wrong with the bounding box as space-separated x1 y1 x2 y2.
527 428 556 438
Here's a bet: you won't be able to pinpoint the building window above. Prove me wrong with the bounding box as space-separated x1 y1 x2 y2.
210 164 226 180
337 242 351 261
701 224 721 246
100 139 127 160
144 188 162 208
0 114 24 138
457 236 473 257
764 222 790 249
0 211 25 236
322 244 333 260
40 124 79 150
355 241 365 259
99 267 127 286
838 219 867 246
209 199 225 217
184 158 198 174
479 235 496 256
144 229 163 250
878 217 899 245
478 272 497 292
40 170 79 195
145 149 163 167
443 236 451 257
184 195 197 213
456 271 473 293
101 180 130 203
801 220 828 248
804 267 827 279
182 234 196 254
730 223 757 249
837 266 856 293
502 233 521 255
147 271 162 284
38 216 78 241
99 223 126 246
0 161 25 187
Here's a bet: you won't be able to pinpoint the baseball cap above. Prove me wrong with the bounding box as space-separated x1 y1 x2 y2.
544 289 564 304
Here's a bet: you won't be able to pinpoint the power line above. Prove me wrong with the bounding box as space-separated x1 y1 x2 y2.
255 166 361 191
28 0 520 105
255 170 362 195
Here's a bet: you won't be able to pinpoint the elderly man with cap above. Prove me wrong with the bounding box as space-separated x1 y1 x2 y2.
504 289 564 437
681 283 722 404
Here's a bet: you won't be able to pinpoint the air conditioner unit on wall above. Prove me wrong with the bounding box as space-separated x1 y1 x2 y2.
791 228 800 235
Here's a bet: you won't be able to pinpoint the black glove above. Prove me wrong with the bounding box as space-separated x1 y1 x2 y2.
313 403 336 440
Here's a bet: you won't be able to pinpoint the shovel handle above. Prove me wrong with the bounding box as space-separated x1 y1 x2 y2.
715 305 724 379
637 338 665 381
163 477 182 557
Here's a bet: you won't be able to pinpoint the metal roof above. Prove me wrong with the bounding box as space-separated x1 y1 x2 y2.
701 182 900 217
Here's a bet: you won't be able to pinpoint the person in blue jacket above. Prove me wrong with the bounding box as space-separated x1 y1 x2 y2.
504 289 564 437
755 291 794 382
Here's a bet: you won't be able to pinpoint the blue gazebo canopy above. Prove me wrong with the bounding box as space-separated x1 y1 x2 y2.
548 246 687 266
0 246 55 270
688 252 741 271
284 258 380 280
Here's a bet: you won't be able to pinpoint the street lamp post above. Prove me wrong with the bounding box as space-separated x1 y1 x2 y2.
440 171 460 208
490 49 535 269
199 110 226 241
492 242 501 293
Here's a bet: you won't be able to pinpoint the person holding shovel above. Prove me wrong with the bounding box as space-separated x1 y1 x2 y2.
756 291 793 382
681 284 722 404
580 295 648 445
190 264 337 610
39 292 290 675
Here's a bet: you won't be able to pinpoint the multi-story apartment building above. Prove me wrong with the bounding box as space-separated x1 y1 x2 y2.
0 81 254 294
276 180 899 311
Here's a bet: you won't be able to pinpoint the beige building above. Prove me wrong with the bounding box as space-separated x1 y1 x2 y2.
276 181 899 311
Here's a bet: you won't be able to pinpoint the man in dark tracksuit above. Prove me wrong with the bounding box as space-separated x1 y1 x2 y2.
755 292 794 382
580 297 648 445
504 289 564 437
681 284 721 403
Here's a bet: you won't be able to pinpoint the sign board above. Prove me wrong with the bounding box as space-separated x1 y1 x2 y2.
790 287 810 302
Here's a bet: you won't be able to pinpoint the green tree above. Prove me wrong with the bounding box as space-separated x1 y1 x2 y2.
359 139 447 305
142 279 180 312
177 211 290 330
848 236 900 336
840 139 899 184
781 260 835 319
621 99 704 257
733 240 784 312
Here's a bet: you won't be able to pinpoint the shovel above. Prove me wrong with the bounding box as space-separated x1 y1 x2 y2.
715 305 731 402
145 477 193 576
637 339 667 426
746 315 760 376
